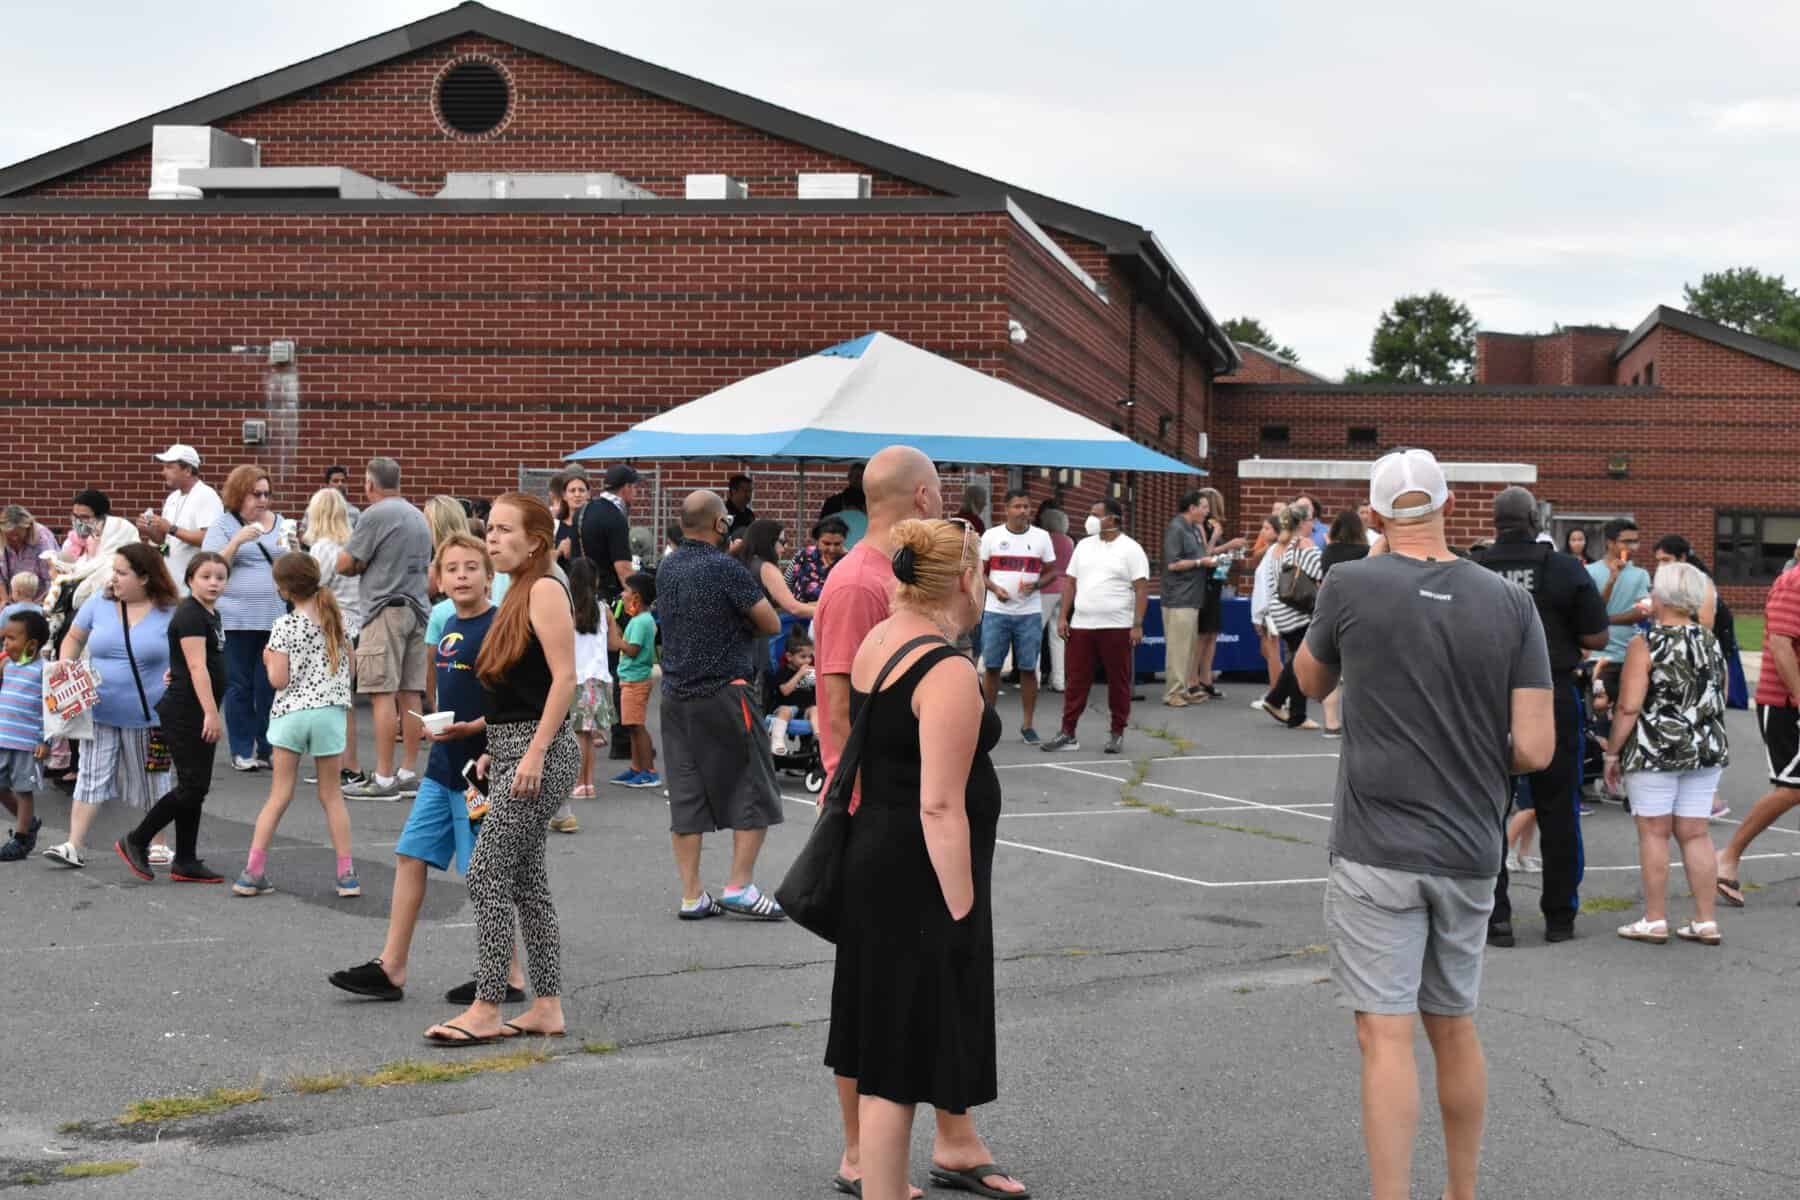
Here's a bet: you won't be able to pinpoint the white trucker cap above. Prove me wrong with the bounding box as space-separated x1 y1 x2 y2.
1369 448 1449 519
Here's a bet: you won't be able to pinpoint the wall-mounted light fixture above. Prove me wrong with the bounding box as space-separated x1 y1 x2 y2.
1606 454 1630 479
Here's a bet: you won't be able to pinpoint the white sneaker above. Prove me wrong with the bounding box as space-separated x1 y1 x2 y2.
1521 855 1543 873
43 842 84 868
148 844 175 867
1505 849 1522 873
232 756 259 772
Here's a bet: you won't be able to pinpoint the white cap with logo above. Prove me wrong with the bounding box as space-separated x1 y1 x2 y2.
154 444 201 468
1369 448 1449 519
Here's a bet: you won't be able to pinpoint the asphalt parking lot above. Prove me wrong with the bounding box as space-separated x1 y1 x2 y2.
3 685 1798 1198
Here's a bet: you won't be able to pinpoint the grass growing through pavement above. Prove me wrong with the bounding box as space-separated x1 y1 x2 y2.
1132 722 1196 756
361 1046 548 1088
117 1087 263 1126
581 1041 619 1055
1183 816 1311 845
1580 896 1636 913
59 1162 138 1179
288 1071 356 1094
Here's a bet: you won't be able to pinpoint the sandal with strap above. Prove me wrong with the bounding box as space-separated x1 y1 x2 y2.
928 1163 1030 1199
717 884 786 921
1616 917 1668 944
1676 920 1722 946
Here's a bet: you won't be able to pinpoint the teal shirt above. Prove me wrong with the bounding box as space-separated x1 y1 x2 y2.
619 612 657 682
1587 559 1650 663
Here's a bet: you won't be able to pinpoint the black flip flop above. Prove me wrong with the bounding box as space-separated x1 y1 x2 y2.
424 1022 505 1047
831 1176 861 1197
502 1021 566 1039
1717 878 1745 908
444 980 527 1005
928 1164 1030 1199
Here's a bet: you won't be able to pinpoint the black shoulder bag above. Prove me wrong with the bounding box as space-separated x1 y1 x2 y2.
776 634 950 943
119 601 171 773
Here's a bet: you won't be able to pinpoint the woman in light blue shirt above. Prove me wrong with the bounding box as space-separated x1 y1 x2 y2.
202 465 288 770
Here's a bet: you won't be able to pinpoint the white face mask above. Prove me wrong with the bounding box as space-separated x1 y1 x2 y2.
1084 515 1103 537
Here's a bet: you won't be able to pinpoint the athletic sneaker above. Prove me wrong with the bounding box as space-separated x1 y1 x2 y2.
335 871 362 898
1020 728 1041 745
609 769 642 787
231 755 260 772
393 770 421 797
42 841 84 868
548 812 580 833
232 871 275 896
344 775 401 801
1505 849 1523 873
148 844 175 867
1040 732 1079 753
1105 733 1124 755
329 959 403 1002
625 772 662 790
171 860 225 884
115 837 154 881
1521 856 1543 874
0 817 42 862
341 768 369 788
679 891 726 920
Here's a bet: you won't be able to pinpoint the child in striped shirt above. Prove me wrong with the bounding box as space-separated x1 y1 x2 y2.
0 608 51 860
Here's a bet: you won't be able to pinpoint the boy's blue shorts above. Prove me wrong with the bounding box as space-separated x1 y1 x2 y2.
394 777 476 874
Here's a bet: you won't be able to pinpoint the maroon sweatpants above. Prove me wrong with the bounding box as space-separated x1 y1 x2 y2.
1062 626 1134 737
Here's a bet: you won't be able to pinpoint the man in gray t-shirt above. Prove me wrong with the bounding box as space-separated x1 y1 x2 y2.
336 457 434 798
1295 448 1553 1200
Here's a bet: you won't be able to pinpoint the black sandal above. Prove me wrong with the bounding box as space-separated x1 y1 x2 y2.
329 959 404 1002
444 980 526 1004
928 1164 1030 1199
424 1022 504 1047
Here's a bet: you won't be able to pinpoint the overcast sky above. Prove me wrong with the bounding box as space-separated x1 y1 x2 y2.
5 1 1797 376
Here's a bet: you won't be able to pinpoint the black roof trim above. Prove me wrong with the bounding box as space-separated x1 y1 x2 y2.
0 195 1011 217
0 1 1235 371
1218 382 1660 398
1613 304 1800 374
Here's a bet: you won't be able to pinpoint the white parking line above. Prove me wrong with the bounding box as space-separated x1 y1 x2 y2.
1001 802 1333 819
1043 763 1333 823
997 753 1339 770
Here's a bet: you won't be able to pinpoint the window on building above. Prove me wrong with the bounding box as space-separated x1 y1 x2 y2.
1644 361 1655 387
1259 423 1290 445
1158 414 1172 441
1716 511 1800 583
1347 426 1378 447
1630 372 1640 386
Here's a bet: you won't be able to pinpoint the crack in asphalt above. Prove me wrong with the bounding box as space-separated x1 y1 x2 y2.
192 1161 334 1200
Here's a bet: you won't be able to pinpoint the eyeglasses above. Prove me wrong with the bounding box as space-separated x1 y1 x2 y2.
947 516 976 568
251 489 272 499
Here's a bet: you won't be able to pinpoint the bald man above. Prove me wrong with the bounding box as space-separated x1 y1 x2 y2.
655 490 785 920
813 447 1028 1198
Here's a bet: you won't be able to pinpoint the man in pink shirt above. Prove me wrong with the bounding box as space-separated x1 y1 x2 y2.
813 443 1027 1198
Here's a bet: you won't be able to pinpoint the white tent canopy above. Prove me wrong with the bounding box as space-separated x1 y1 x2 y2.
567 332 1202 474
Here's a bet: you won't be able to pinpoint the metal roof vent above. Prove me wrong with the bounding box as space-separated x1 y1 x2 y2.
686 174 748 199
435 58 513 138
797 173 871 199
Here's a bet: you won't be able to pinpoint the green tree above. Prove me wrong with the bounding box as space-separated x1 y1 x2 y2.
1682 267 1795 334
1222 316 1299 363
1346 291 1478 384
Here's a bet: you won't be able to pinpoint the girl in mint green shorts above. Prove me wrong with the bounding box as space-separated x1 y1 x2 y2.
233 553 359 899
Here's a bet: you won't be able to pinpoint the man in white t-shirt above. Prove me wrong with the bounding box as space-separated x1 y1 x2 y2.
1042 498 1149 756
978 489 1059 744
139 444 223 594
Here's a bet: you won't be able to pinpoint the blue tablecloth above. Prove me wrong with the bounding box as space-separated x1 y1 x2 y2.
1136 595 1267 682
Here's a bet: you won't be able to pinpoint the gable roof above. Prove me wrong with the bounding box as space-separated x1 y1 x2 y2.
0 1 1237 371
1615 305 1800 374
1227 341 1330 382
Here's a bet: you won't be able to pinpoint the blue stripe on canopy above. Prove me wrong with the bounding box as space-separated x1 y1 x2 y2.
566 427 1203 473
818 333 878 359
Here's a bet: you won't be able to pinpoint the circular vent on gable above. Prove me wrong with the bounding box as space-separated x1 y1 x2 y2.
434 58 513 138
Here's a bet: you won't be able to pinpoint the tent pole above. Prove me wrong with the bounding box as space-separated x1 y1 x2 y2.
795 460 805 545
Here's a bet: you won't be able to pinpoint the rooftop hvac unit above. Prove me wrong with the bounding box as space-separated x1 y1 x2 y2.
685 174 749 199
149 126 260 200
437 172 656 200
797 173 871 199
177 167 417 199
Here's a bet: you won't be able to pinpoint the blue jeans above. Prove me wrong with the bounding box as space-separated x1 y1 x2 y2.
222 628 274 761
980 611 1043 671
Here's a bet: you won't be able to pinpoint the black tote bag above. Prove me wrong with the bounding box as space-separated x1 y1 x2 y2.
776 634 948 943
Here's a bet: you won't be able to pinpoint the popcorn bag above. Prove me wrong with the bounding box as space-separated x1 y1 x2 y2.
43 659 100 742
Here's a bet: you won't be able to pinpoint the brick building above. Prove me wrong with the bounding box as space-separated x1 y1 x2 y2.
0 2 1233 552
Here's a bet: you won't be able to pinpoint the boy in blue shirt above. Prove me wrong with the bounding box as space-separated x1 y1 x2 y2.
0 609 51 860
328 534 524 1004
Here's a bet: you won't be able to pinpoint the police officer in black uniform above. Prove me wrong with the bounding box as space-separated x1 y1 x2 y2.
1476 487 1609 945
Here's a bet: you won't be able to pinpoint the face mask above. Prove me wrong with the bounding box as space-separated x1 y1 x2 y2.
1084 515 1103 537
74 520 97 538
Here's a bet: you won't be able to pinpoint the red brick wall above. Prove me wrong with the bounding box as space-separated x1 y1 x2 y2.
1476 332 1534 385
1615 326 1800 396
1239 475 1508 549
24 35 940 199
1478 328 1624 386
1220 347 1322 384
1567 329 1622 385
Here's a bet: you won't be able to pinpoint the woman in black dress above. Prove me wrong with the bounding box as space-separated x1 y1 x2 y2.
827 517 1026 1200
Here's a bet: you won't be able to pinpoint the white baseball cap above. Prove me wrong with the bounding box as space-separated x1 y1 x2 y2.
1369 448 1449 519
154 444 201 468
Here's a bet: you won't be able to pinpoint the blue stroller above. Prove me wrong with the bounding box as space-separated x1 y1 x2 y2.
768 615 826 794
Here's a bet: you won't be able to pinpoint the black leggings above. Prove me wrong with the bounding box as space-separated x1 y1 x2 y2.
131 702 216 862
1262 627 1310 725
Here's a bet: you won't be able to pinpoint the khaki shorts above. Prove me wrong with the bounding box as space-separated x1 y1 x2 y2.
356 603 428 695
619 679 653 726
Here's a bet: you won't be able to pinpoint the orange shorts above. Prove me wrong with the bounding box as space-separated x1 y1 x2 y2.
619 680 653 726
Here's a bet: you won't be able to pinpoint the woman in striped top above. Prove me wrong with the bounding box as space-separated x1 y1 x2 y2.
202 465 289 772
1255 505 1324 731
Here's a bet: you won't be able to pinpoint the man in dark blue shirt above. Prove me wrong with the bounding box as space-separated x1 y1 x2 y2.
1476 487 1609 946
655 490 785 921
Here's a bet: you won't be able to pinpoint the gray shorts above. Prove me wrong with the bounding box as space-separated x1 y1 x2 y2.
1323 857 1495 1016
660 682 785 835
0 748 41 793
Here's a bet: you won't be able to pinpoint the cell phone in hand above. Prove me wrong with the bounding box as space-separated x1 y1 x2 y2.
461 757 488 797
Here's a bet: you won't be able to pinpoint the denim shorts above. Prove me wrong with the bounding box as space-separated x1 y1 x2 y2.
394 777 476 874
266 706 348 758
980 610 1043 671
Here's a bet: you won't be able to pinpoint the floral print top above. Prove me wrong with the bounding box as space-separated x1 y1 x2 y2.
1624 623 1729 773
785 547 837 604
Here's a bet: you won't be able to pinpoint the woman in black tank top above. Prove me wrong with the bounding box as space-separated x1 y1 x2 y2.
425 493 579 1047
825 517 1025 1200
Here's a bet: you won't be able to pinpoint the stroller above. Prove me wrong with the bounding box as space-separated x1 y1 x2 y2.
767 615 825 794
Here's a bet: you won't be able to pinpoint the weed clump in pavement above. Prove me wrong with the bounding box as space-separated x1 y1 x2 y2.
1580 896 1635 914
289 1072 356 1094
60 1161 138 1179
581 1041 619 1055
361 1046 548 1087
117 1087 263 1126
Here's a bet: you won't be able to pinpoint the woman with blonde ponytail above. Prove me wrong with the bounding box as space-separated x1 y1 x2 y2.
824 517 1027 1200
231 552 360 899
